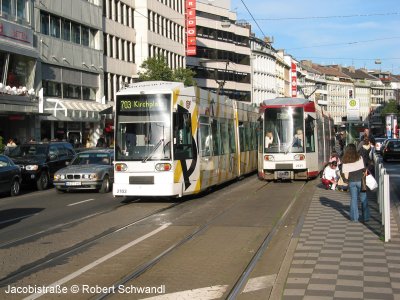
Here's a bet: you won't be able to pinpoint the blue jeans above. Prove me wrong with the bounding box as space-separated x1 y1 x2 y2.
349 181 369 222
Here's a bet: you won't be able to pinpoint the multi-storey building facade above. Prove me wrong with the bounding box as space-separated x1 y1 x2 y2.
36 0 109 145
275 50 290 97
186 0 252 102
312 64 353 125
249 36 277 104
102 0 137 104
0 0 40 143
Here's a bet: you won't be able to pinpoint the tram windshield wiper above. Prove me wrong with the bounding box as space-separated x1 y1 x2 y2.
142 139 164 163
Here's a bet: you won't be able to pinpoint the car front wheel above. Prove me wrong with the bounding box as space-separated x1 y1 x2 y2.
10 179 20 196
99 175 110 193
36 172 49 190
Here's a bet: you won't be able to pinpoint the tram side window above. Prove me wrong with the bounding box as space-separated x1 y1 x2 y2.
228 120 236 153
211 119 222 156
220 120 229 154
238 122 246 152
199 117 212 157
173 112 193 160
305 115 316 152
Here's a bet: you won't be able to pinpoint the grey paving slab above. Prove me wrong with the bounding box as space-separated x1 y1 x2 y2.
283 185 400 300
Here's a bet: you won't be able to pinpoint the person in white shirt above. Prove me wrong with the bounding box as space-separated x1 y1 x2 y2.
265 131 273 149
321 160 339 190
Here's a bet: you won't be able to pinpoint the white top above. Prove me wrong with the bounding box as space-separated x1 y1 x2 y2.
323 165 339 180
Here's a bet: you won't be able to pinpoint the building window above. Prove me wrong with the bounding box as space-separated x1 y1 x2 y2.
72 22 81 44
81 27 89 46
43 80 61 97
62 19 71 41
40 12 49 35
82 86 96 100
63 83 81 99
50 15 60 38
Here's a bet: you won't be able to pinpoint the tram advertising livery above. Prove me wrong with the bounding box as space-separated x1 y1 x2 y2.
113 81 259 198
258 98 334 181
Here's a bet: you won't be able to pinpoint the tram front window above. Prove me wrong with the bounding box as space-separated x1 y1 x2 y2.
115 94 171 161
264 107 304 153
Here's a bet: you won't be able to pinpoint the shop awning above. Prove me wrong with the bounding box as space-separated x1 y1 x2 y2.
44 99 111 121
99 105 113 115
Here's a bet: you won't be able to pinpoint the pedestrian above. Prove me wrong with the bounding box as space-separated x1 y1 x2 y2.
342 143 369 222
358 128 375 150
321 160 339 190
358 136 375 176
6 138 16 147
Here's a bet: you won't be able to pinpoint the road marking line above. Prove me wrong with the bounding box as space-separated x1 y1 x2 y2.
67 199 95 206
0 213 39 225
24 223 171 300
141 285 228 300
242 274 277 293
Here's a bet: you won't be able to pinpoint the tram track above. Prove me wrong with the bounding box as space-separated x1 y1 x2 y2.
226 181 306 299
92 180 308 300
0 176 258 288
0 199 183 286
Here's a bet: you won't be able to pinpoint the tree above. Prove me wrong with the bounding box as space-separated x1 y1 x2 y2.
138 55 195 86
173 67 196 86
138 55 173 81
380 99 399 116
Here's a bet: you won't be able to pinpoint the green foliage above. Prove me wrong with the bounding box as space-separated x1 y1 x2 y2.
381 99 399 116
138 55 174 82
173 67 196 86
138 55 195 86
0 136 4 153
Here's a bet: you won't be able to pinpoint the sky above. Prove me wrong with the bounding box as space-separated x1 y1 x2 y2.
230 0 400 73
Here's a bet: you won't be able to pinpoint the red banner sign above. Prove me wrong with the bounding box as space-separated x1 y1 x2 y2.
291 62 297 97
186 1 196 56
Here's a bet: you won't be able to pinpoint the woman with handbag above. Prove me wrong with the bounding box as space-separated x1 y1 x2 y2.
342 144 369 222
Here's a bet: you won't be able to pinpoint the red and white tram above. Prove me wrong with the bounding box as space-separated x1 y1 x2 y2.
258 98 334 180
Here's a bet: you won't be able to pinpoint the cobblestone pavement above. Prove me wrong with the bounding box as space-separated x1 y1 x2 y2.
283 187 400 300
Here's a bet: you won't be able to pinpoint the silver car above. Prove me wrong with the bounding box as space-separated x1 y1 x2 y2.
53 149 114 193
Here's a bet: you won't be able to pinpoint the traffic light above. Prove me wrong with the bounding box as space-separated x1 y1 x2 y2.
348 89 353 98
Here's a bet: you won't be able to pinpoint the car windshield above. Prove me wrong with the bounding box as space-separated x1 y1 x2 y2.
8 145 48 157
71 153 110 165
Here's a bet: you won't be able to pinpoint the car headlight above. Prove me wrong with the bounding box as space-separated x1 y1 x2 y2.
54 174 61 181
25 165 38 171
82 174 97 179
61 174 65 179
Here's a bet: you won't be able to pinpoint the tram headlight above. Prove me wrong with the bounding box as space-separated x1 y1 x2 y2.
155 163 172 171
264 155 274 161
115 163 127 172
294 154 305 160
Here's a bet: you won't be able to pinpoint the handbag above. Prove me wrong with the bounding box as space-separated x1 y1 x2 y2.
365 174 378 191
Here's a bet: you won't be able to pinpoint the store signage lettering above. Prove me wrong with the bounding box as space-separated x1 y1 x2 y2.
185 0 196 56
119 99 166 111
0 20 32 45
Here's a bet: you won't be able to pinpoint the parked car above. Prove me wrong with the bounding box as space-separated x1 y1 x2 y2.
8 142 76 190
382 139 400 162
374 137 387 154
0 155 21 196
53 149 114 193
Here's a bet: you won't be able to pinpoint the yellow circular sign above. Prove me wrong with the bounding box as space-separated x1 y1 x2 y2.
349 99 357 107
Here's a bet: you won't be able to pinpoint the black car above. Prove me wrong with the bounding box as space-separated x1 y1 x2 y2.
8 142 76 190
382 139 400 162
0 155 21 196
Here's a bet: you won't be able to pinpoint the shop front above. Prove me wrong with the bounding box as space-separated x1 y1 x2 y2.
41 98 112 148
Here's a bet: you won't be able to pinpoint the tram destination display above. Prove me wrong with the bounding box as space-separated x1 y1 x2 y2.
117 94 170 113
